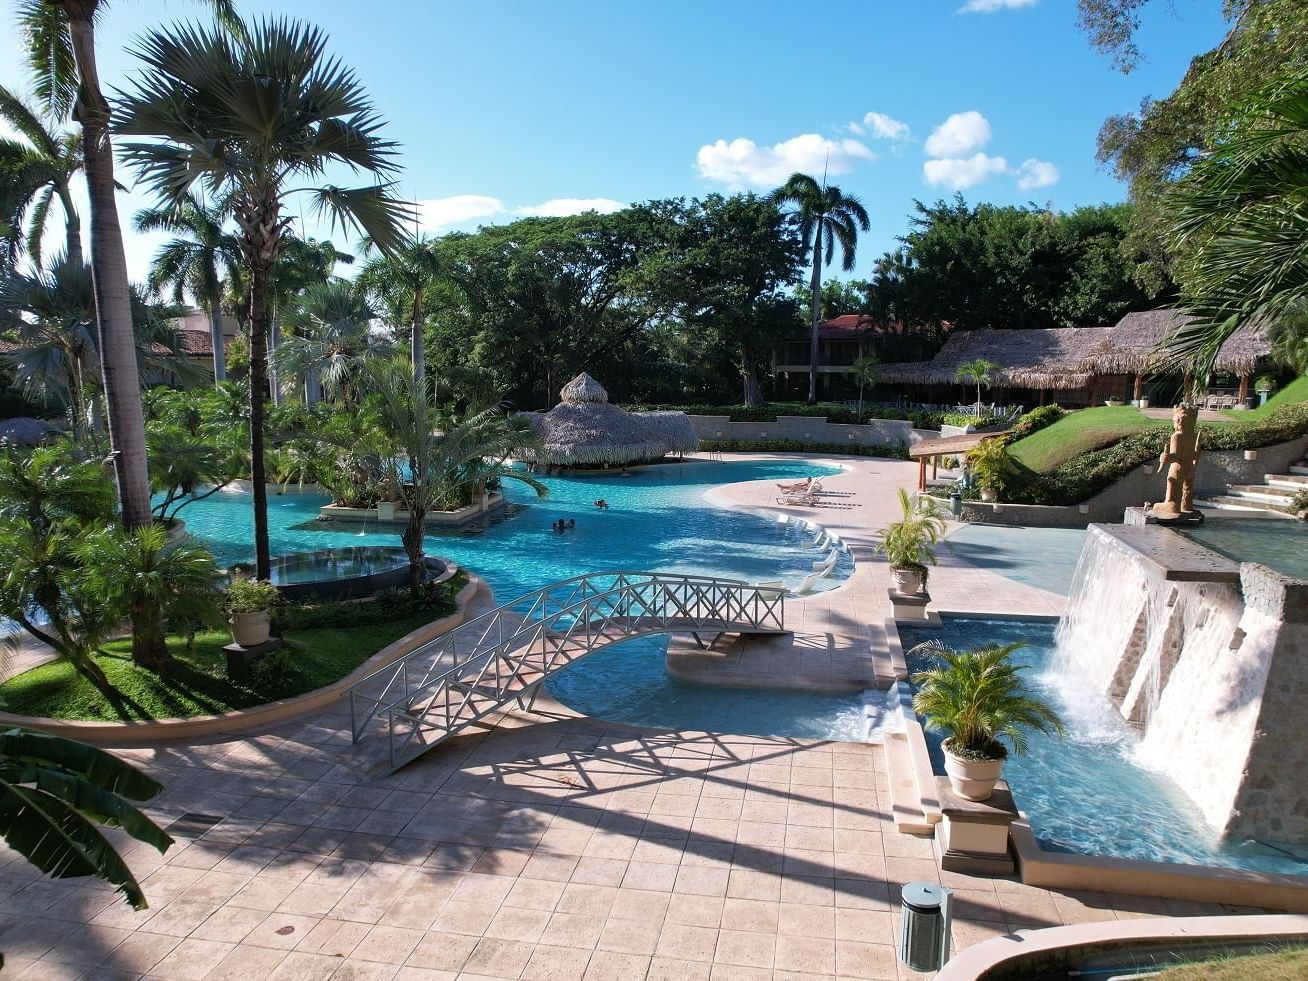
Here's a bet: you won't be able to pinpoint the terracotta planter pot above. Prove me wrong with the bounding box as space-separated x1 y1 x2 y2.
944 746 1004 801
229 611 271 647
891 565 927 596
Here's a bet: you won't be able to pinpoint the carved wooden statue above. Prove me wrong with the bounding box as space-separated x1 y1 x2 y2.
1153 404 1202 522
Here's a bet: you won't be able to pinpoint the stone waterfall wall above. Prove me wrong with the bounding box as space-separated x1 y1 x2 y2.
1055 524 1308 844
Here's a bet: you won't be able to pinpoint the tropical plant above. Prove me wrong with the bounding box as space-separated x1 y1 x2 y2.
273 278 387 405
871 488 948 577
0 727 172 915
910 641 1064 761
1166 73 1308 375
770 173 871 404
0 83 82 269
363 356 547 594
359 234 445 389
1290 486 1308 518
1255 374 1277 394
847 354 879 419
966 437 1018 495
134 193 242 384
224 577 280 615
116 15 411 580
954 357 998 408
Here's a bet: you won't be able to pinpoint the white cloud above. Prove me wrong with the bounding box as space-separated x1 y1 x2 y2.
923 153 1009 189
958 0 1038 13
924 111 992 157
696 134 874 188
1015 158 1060 190
862 111 911 141
416 194 505 231
515 197 626 218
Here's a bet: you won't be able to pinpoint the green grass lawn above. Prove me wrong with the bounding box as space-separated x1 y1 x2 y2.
1008 405 1169 472
1222 374 1308 421
0 578 466 721
1156 947 1308 979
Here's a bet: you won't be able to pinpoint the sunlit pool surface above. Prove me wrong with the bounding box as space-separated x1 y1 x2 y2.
1183 517 1308 581
899 617 1308 876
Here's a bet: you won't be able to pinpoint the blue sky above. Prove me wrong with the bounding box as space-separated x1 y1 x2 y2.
1 0 1228 283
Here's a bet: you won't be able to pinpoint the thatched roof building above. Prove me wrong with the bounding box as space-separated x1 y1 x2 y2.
878 310 1272 395
521 373 698 467
0 417 57 445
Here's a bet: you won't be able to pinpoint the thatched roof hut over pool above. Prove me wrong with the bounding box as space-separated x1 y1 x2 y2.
521 373 698 467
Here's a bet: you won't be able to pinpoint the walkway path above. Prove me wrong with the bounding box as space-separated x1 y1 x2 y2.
0 452 1246 981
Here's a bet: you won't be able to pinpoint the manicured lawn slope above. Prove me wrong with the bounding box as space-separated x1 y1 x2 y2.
1008 406 1168 472
0 615 433 721
1222 374 1308 421
1156 947 1308 979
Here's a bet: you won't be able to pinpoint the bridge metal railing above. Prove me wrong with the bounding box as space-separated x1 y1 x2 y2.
347 571 786 773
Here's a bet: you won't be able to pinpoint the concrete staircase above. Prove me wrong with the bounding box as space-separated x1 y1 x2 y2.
1198 456 1308 515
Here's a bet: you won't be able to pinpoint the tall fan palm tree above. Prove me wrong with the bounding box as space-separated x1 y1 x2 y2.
359 234 444 388
0 84 82 270
134 194 242 384
1167 73 1308 376
771 173 871 403
115 16 411 580
274 278 387 405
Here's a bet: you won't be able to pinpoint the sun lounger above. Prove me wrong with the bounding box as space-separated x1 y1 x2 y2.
775 489 818 506
795 552 839 595
811 550 840 572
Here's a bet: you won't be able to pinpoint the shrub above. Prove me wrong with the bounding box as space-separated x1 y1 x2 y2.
1007 405 1066 441
274 573 465 632
698 439 909 460
224 578 280 614
941 412 1000 429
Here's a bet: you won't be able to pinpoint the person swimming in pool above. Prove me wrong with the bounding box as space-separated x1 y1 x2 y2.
566 518 576 528
594 499 609 509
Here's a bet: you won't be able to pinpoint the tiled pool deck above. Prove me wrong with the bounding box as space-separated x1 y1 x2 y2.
0 455 1252 980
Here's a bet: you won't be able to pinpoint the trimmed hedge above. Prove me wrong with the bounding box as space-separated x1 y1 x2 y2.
699 438 910 460
1011 402 1308 505
1006 405 1066 442
627 401 946 429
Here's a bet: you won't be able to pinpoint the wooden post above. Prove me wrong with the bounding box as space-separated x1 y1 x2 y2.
918 457 927 492
1087 377 1099 407
1238 374 1249 404
1133 374 1144 400
932 457 939 481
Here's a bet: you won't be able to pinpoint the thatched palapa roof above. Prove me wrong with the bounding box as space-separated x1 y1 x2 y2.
521 373 698 466
877 309 1272 390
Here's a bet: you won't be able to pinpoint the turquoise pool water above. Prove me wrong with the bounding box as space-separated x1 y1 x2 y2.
1183 517 1308 581
899 617 1308 876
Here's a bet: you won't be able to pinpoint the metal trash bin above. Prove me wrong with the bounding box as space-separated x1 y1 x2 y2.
898 881 952 973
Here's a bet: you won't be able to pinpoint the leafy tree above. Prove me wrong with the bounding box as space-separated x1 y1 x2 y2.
0 728 172 918
134 194 242 384
771 173 871 404
0 84 82 269
117 15 410 581
1166 73 1308 374
274 279 387 405
362 357 546 594
847 354 879 418
955 357 997 407
793 279 872 321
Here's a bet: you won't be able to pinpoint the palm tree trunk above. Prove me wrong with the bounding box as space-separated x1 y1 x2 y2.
807 222 823 405
58 183 82 267
411 289 425 389
249 271 272 580
208 304 226 383
130 598 170 673
402 507 424 597
65 7 153 532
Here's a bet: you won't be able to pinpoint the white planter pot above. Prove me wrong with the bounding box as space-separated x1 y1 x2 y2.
891 566 927 596
229 610 271 647
1137 397 1150 409
377 501 397 521
944 747 1004 802
979 487 998 503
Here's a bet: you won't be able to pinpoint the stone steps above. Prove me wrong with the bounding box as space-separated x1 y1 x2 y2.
1198 494 1295 515
1198 457 1307 515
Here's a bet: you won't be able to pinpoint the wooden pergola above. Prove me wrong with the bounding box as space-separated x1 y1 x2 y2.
909 431 1010 491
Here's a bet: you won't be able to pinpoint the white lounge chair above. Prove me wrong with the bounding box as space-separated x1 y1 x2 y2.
811 550 840 573
795 552 840 594
811 529 830 550
776 489 818 506
776 477 813 494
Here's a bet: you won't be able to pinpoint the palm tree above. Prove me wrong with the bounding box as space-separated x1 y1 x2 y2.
910 641 1064 758
364 357 546 595
954 357 997 410
847 354 879 419
771 173 871 404
134 194 242 384
0 728 172 915
115 16 411 580
359 235 445 388
274 279 387 405
1167 73 1308 375
0 84 82 269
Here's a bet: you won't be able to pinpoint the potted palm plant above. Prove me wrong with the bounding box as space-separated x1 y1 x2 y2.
1255 375 1276 407
873 488 947 596
911 641 1064 801
225 577 280 647
966 438 1017 503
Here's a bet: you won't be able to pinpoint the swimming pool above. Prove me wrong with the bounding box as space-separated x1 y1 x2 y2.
1183 517 1308 581
899 617 1308 877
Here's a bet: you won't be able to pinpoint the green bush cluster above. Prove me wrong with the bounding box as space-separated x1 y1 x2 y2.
1006 405 1066 441
274 572 466 632
941 412 1002 429
1011 402 1308 505
698 439 910 460
627 402 946 429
